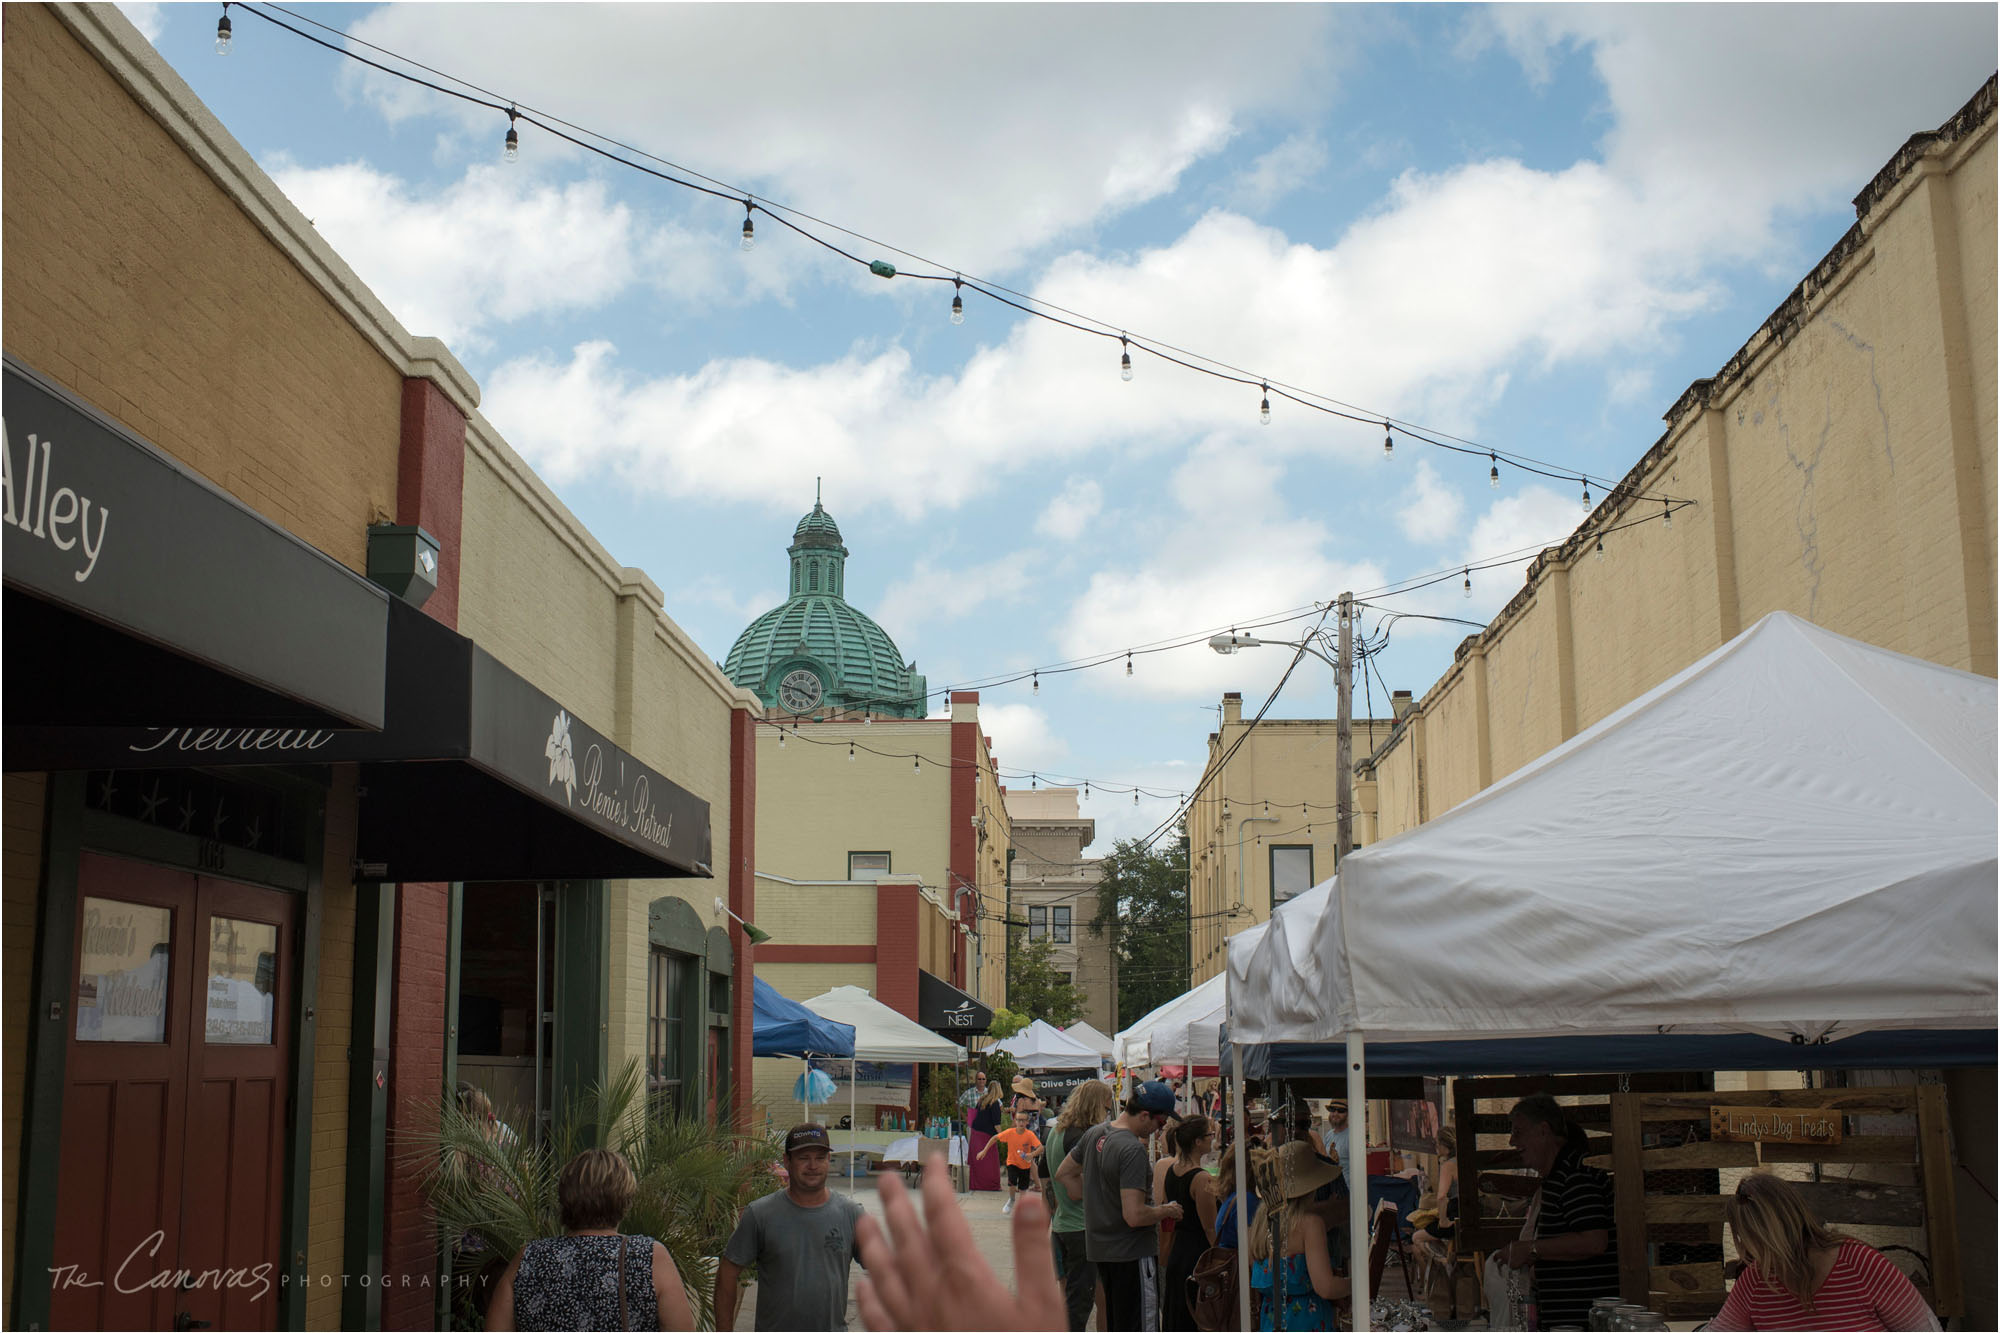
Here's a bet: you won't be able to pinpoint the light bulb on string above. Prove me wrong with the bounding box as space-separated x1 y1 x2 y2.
1125 652 1133 677
848 742 856 762
1581 479 1592 511
1032 670 1039 695
1259 384 1272 426
951 277 964 325
503 109 520 163
1084 783 1091 802
1120 334 1133 382
1595 535 1605 562
863 711 872 725
1032 773 1038 789
1383 422 1394 458
913 755 921 773
1662 498 1673 530
777 726 786 749
1463 568 1473 599
216 2 232 54
1133 789 1139 806
1489 453 1501 490
740 200 755 251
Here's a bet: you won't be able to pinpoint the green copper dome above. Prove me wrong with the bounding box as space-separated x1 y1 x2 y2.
724 500 929 718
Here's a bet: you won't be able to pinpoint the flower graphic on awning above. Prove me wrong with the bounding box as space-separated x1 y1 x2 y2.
546 710 576 806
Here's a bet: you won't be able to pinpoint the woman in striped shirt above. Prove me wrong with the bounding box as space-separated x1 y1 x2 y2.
1707 1172 1939 1331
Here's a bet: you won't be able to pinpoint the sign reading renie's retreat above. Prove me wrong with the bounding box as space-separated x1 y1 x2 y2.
1709 1105 1844 1145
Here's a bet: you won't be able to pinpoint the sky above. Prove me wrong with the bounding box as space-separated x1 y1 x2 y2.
124 2 1995 848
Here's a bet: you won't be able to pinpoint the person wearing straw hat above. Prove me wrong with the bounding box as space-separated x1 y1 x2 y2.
1012 1074 1047 1137
1247 1141 1349 1331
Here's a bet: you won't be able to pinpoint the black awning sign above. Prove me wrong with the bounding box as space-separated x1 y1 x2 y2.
5 420 111 583
918 970 993 1034
544 708 679 859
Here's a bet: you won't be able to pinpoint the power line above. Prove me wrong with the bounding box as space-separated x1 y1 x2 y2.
232 2 1695 506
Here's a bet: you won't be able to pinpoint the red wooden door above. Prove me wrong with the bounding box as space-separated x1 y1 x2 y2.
52 853 297 1332
175 875 298 1331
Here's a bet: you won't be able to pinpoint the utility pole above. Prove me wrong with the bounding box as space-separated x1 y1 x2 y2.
1335 591 1353 867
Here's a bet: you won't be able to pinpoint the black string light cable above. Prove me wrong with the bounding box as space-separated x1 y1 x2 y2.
230 1 1697 507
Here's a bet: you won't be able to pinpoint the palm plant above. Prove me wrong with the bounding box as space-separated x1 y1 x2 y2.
421 1060 783 1330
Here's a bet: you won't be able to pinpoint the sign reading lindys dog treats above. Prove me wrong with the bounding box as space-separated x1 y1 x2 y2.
1708 1105 1844 1144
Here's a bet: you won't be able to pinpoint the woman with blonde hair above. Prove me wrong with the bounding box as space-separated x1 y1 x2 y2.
1708 1171 1937 1331
1247 1142 1348 1330
1041 1079 1113 1331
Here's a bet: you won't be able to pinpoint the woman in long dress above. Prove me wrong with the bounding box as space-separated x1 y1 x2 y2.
968 1083 1005 1192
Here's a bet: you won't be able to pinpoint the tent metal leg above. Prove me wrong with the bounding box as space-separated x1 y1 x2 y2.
1347 1033 1368 1333
1233 1040 1252 1333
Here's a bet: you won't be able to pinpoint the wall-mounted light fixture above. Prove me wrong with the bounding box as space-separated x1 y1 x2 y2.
713 896 772 945
366 523 441 608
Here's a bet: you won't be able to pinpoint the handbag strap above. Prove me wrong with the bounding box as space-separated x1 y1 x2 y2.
617 1235 629 1331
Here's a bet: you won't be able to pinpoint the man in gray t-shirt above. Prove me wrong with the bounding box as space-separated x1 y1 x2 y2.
716 1124 866 1330
1055 1080 1181 1332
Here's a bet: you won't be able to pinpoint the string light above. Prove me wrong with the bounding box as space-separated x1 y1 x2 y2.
1120 334 1133 382
1383 422 1394 458
216 2 233 54
1031 670 1039 695
1490 453 1501 490
1663 498 1673 530
503 107 519 162
1126 652 1133 677
951 276 964 324
1084 783 1091 801
913 755 921 773
1259 384 1272 426
1581 479 1593 511
778 727 787 749
228 2 1696 514
740 200 755 251
1133 790 1139 805
1595 535 1605 562
1032 773 1039 789
1463 568 1472 598
848 741 856 761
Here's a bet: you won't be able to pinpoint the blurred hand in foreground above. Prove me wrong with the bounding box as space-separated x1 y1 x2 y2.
855 1160 1065 1332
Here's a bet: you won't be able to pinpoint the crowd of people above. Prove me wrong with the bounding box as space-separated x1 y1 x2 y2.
463 1075 1943 1333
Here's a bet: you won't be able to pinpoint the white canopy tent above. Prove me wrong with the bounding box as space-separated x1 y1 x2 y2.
1222 613 1999 1332
1114 972 1226 1074
1062 1021 1117 1061
992 1018 1102 1070
803 985 967 1192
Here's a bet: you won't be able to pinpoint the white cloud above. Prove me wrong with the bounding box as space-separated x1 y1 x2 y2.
1396 460 1466 545
978 703 1071 775
269 161 655 348
117 2 163 41
1035 478 1104 541
872 555 1033 645
337 4 1343 276
1054 436 1383 701
1225 134 1329 213
1482 5 1997 257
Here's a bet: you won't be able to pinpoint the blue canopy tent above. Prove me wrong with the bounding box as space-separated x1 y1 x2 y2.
751 976 855 1058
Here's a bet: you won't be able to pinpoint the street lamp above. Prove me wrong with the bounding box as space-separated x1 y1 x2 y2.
1207 592 1357 866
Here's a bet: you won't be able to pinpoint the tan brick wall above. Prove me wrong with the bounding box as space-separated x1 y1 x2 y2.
1186 716 1397 982
454 421 750 1101
2 773 46 1317
755 724 955 884
1 6 402 574
1366 100 1996 842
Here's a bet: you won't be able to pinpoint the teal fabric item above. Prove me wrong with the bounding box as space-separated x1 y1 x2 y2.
1249 1252 1337 1331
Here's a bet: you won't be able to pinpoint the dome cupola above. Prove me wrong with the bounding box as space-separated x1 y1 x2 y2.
724 487 929 719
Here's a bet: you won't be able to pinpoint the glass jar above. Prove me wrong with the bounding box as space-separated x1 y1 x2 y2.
1588 1297 1624 1330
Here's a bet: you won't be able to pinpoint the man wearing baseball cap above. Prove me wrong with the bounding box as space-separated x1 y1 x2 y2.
715 1124 867 1330
1054 1080 1183 1331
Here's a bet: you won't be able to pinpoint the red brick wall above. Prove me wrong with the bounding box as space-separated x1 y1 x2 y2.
949 694 979 986
875 882 920 1020
395 378 466 628
729 706 757 1128
380 885 448 1329
380 376 467 1326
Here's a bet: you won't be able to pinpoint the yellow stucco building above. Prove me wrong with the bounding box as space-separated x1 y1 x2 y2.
1003 787 1117 1032
1186 694 1400 983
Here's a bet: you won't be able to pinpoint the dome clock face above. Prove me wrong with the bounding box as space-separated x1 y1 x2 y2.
777 668 824 714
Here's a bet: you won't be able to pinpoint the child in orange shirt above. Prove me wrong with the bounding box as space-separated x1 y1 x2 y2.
976 1107 1044 1215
